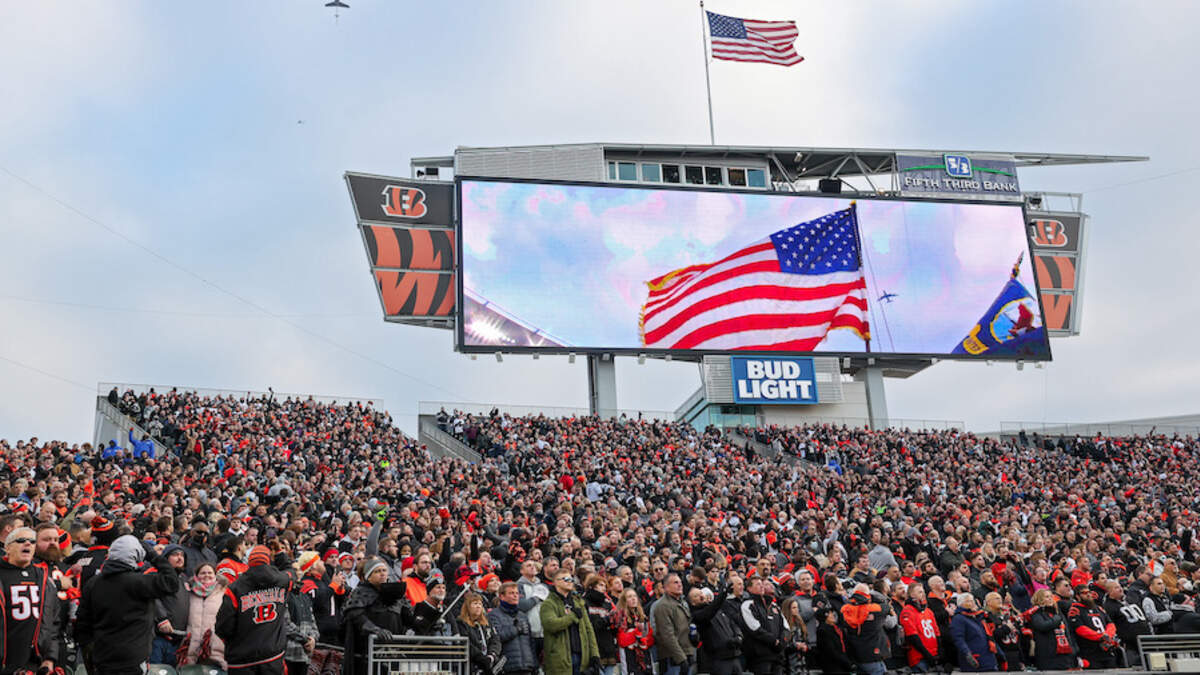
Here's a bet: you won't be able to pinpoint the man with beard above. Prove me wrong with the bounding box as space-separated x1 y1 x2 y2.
77 535 179 675
1068 583 1120 669
77 515 117 589
0 527 61 674
899 583 939 672
33 524 75 669
152 545 190 666
411 573 453 635
1102 579 1151 667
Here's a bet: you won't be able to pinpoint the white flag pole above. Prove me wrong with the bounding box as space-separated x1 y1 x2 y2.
699 1 715 145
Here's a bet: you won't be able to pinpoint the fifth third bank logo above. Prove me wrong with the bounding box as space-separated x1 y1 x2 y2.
381 185 427 219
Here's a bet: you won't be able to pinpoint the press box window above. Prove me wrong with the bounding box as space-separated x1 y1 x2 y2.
641 163 661 182
607 162 616 180
685 166 704 185
747 168 767 188
662 164 681 183
705 167 724 185
728 168 747 186
617 162 637 181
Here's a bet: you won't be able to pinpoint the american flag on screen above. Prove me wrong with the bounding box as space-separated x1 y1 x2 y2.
706 11 803 66
640 207 868 351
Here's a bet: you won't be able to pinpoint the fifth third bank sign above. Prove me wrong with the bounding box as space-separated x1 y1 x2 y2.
732 356 819 405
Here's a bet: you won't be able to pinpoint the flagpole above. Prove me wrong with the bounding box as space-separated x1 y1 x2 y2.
848 201 871 353
699 1 715 144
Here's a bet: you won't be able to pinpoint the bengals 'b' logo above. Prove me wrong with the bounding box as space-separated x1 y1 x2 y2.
382 186 428 219
1030 219 1068 247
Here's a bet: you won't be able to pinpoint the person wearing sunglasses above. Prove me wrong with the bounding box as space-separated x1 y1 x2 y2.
0 527 61 674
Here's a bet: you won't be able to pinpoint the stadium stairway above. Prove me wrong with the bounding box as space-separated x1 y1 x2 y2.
417 414 483 463
93 396 163 454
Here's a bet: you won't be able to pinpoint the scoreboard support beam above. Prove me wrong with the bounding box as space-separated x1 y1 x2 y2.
856 365 890 429
588 354 618 417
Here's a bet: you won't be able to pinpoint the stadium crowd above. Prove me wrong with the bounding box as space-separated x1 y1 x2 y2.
0 387 1197 675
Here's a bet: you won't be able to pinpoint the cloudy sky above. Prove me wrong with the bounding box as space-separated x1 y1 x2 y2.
1 1 1197 441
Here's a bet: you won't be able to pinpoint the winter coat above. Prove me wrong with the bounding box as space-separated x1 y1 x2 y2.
692 591 742 661
1028 607 1077 671
740 594 785 666
455 618 502 675
517 576 549 637
180 582 227 667
840 593 890 665
814 622 854 675
651 594 694 666
488 602 538 673
77 558 180 670
949 610 997 671
585 589 619 664
215 564 293 668
541 590 599 675
342 581 411 675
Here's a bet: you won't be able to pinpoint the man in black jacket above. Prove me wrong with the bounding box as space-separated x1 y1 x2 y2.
77 534 179 675
0 527 61 674
216 545 294 675
690 585 743 675
738 576 783 675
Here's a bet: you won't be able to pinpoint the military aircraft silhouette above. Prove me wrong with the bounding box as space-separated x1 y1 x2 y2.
878 291 898 304
325 1 349 7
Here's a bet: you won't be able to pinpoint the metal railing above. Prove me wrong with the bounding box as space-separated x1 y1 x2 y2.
1001 421 1200 438
418 416 483 463
1138 633 1200 671
93 396 165 453
419 401 676 421
367 634 469 675
100 382 384 408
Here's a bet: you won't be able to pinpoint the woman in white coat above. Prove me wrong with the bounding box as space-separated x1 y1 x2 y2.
177 562 227 668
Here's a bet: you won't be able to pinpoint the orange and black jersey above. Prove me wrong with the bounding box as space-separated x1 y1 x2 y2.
215 565 294 668
0 558 59 673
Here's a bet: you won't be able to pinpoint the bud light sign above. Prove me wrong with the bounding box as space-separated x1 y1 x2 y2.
731 356 819 405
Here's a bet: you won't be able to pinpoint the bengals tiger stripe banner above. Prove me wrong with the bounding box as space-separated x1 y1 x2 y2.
1028 211 1086 336
346 171 458 324
364 226 455 271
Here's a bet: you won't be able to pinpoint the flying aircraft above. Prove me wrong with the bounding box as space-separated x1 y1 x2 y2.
325 0 349 7
878 291 898 304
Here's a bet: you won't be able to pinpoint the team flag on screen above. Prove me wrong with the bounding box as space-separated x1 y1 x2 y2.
640 207 868 351
706 11 803 66
951 254 1048 358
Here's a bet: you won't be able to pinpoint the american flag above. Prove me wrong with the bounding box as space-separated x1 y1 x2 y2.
706 11 803 67
640 207 868 351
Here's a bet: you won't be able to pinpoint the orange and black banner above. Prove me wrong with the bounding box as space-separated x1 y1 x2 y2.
375 270 455 319
364 225 455 271
1029 211 1086 335
1039 292 1073 332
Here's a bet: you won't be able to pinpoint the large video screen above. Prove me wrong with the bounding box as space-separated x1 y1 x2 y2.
457 178 1051 360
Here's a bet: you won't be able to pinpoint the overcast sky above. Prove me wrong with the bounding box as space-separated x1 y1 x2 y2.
2 1 1198 442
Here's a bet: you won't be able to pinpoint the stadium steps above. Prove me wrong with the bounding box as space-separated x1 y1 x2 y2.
93 396 165 454
418 415 483 463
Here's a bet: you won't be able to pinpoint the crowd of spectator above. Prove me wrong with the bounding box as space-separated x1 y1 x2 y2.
0 389 1198 675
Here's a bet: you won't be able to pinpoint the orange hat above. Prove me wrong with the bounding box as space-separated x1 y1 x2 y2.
247 545 272 567
477 573 500 591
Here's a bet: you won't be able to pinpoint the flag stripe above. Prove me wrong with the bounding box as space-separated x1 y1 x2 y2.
671 305 865 349
646 242 774 290
644 286 867 346
644 274 866 336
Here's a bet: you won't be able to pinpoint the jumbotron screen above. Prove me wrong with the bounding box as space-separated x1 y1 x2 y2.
457 177 1051 360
